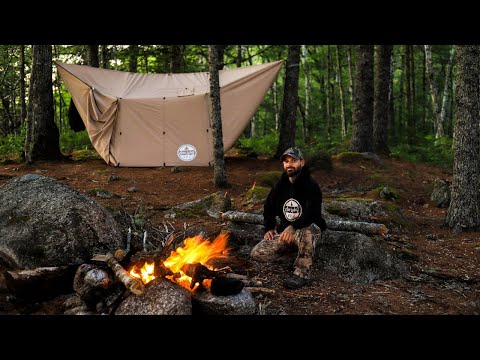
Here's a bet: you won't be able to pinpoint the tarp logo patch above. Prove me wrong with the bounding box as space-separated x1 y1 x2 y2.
177 144 197 161
283 198 302 221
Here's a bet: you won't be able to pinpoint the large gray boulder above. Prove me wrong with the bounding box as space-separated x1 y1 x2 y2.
0 174 124 269
316 230 408 283
115 277 192 315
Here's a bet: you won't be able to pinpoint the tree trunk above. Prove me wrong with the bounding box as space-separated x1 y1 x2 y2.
19 45 26 129
87 45 99 67
273 78 279 131
275 45 300 158
236 45 242 67
346 45 355 109
30 45 62 161
405 45 415 144
388 49 395 141
336 45 347 139
445 45 480 232
349 45 374 152
217 45 226 70
425 45 444 138
374 45 393 154
422 45 426 130
301 45 311 142
326 45 331 141
101 45 110 69
208 45 228 188
171 45 183 73
129 45 138 73
440 46 456 131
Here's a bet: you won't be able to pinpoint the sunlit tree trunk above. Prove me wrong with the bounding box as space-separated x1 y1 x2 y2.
446 45 480 232
30 45 62 161
346 45 354 109
374 45 393 154
349 45 374 152
425 45 444 138
440 46 456 130
336 45 347 139
208 45 227 188
275 45 300 158
273 78 279 131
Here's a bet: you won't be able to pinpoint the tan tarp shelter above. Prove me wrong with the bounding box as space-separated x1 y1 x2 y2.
55 60 284 167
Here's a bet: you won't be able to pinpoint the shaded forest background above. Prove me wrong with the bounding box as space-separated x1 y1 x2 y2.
1 44 479 233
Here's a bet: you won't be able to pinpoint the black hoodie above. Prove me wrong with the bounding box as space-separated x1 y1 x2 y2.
263 166 327 233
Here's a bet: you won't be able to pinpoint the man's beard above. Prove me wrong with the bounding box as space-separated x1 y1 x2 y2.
286 166 302 178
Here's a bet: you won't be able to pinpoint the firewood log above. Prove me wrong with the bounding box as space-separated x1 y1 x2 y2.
3 265 78 301
91 253 144 295
221 211 388 236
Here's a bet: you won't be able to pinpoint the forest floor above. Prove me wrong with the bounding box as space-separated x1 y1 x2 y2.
1 150 480 317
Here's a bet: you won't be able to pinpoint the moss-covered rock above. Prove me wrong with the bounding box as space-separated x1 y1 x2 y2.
333 151 363 163
255 172 282 188
245 185 270 204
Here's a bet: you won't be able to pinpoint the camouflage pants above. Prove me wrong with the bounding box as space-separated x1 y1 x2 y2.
250 224 322 279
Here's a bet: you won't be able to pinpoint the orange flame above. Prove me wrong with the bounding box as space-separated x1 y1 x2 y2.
129 232 230 291
130 261 155 284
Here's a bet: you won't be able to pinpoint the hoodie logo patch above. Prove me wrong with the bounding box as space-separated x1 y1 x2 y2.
283 198 302 222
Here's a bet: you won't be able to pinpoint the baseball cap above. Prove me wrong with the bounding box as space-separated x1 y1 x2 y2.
280 147 304 161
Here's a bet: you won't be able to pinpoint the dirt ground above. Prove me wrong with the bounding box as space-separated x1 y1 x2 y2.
1 150 479 316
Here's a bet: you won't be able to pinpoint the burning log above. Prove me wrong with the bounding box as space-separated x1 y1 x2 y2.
92 253 144 295
181 262 244 295
3 265 78 301
181 262 220 289
221 211 388 236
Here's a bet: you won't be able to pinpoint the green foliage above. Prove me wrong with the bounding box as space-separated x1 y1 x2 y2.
0 132 25 161
390 135 453 170
332 152 363 163
255 171 282 187
245 185 270 203
368 173 388 187
60 130 93 154
237 133 278 157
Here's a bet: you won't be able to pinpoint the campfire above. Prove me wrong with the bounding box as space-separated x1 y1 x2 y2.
129 233 231 292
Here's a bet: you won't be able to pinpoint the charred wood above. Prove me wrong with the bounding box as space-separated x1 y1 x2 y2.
3 265 78 302
210 277 244 296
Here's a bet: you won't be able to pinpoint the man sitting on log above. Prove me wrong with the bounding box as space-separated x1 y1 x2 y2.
250 147 327 289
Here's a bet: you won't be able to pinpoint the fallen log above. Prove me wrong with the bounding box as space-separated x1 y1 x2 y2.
3 265 78 301
221 211 388 236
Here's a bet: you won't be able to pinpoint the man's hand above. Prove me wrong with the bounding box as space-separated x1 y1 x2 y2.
278 225 295 243
264 230 277 240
